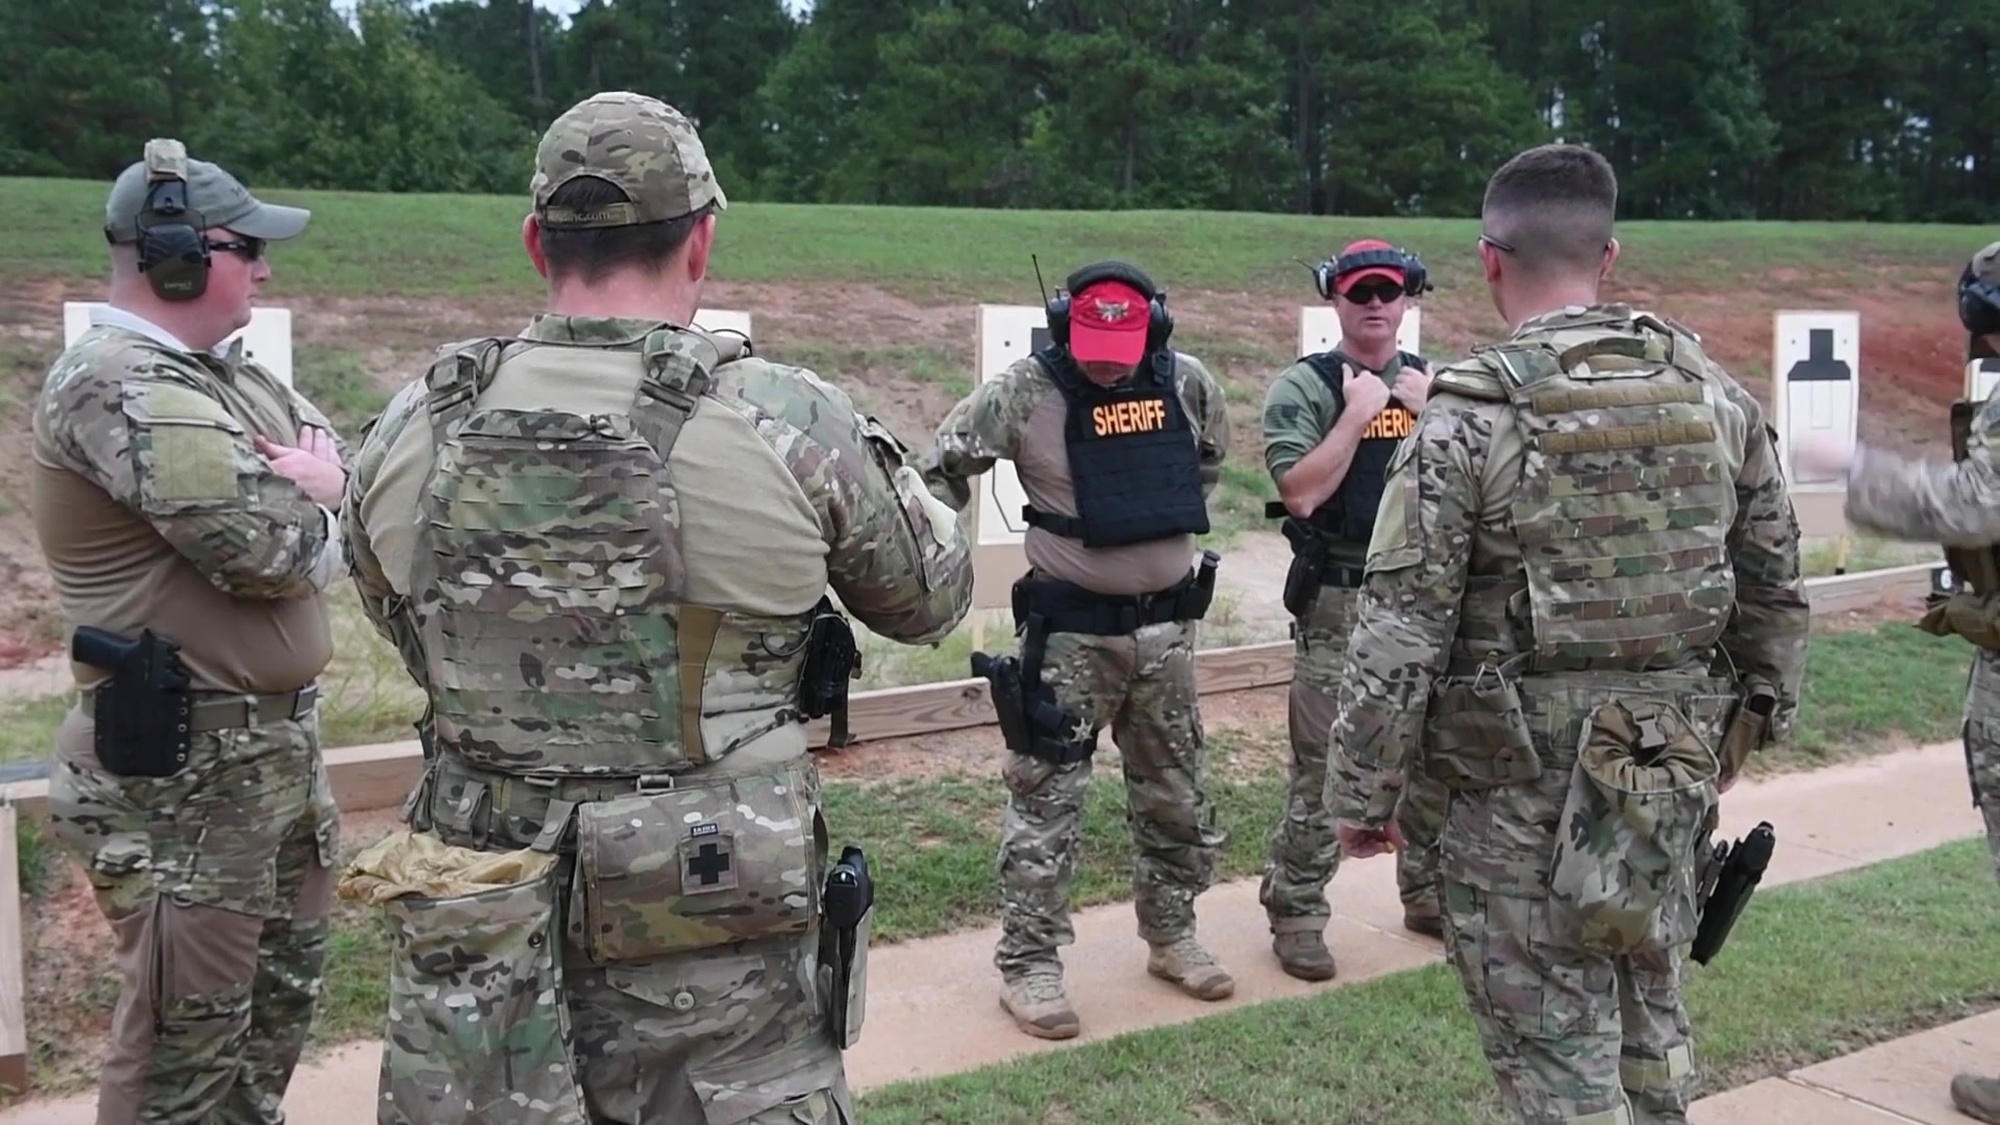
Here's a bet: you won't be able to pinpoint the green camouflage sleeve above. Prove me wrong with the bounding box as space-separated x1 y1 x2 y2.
39 339 332 602
1174 352 1231 495
1327 393 1487 825
917 357 1048 511
744 361 974 646
1712 377 1811 740
1261 362 1333 483
1843 383 2000 546
340 379 429 676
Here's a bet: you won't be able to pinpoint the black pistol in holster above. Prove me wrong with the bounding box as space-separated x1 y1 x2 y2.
71 625 194 779
798 596 862 749
819 844 874 1049
1270 503 1330 619
970 647 1093 766
1717 676 1778 783
1690 820 1776 965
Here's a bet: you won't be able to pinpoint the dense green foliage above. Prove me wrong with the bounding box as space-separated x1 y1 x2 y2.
3 0 1994 222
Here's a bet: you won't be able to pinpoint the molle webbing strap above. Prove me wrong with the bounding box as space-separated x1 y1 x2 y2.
633 329 722 459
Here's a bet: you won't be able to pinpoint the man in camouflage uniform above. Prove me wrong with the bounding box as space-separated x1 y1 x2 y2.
1795 240 2000 1125
34 140 346 1124
1327 143 1810 1125
922 261 1232 1040
1258 238 1449 982
340 92 973 1125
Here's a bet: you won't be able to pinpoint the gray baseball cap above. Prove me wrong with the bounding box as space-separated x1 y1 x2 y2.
103 140 311 244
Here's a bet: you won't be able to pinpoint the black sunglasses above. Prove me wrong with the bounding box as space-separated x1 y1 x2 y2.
1341 280 1403 305
205 236 267 261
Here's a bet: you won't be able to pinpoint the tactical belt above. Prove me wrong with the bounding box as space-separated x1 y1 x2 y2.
83 683 319 733
1011 552 1219 637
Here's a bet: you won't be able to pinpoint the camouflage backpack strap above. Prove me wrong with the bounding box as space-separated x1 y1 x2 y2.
632 325 742 458
420 336 511 445
1433 346 1537 403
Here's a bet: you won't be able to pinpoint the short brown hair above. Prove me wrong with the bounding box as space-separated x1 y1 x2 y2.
1481 144 1618 281
537 175 716 285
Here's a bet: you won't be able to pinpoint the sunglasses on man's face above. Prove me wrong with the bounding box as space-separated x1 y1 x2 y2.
205 236 267 261
1341 280 1403 306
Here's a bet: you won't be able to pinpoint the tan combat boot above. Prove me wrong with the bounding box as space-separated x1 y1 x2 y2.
1147 936 1236 1000
1272 930 1336 981
1402 899 1444 939
999 967 1080 1040
1952 1073 2000 1124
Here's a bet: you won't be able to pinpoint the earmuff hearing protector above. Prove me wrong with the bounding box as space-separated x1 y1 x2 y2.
1959 260 2000 340
123 139 210 302
1308 245 1434 302
1045 260 1174 355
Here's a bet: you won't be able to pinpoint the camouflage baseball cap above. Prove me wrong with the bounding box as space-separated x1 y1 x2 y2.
103 140 310 244
531 91 728 229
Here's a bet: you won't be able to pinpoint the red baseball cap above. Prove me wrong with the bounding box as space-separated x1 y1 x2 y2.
1068 280 1151 365
1333 239 1406 295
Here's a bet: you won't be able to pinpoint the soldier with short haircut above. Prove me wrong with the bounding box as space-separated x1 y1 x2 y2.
1327 143 1810 1125
922 262 1233 1040
35 139 346 1124
1257 238 1449 982
340 91 973 1124
1795 240 2000 1125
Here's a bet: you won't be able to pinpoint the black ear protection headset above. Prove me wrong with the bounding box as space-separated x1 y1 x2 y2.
1307 245 1434 302
1045 260 1174 355
1959 256 2000 342
107 139 211 302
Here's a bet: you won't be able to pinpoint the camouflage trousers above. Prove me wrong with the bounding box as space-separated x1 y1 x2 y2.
46 703 338 1125
994 619 1226 976
1259 587 1445 931
1443 880 1696 1125
1963 648 2000 886
379 746 855 1125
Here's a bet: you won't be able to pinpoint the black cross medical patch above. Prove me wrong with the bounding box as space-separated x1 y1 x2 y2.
683 824 738 894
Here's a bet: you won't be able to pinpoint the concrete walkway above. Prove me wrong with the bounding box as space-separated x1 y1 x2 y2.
1692 1009 2000 1124
0 740 1987 1124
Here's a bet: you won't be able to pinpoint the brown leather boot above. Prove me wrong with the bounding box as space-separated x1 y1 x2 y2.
1272 930 1336 981
1952 1073 2000 1124
999 966 1080 1040
1403 898 1444 938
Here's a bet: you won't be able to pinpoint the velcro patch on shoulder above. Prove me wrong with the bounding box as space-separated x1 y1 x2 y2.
1431 364 1508 403
123 383 246 505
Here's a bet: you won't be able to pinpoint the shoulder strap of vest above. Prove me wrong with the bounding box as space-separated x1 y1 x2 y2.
1299 350 1348 413
422 336 511 442
633 326 743 458
1430 354 1511 403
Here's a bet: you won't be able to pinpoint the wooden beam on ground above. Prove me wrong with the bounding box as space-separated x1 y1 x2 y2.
0 561 1944 822
0 803 26 1096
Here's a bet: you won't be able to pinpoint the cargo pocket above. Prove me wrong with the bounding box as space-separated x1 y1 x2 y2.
575 763 823 964
1547 698 1719 956
338 830 587 1125
1425 667 1543 790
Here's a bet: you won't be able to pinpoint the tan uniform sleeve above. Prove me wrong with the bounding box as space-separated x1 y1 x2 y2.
40 343 331 601
771 367 975 646
1712 377 1812 742
340 380 429 675
1327 393 1488 825
1174 352 1231 496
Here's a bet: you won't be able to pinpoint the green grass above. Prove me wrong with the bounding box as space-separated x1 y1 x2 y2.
1781 622 1972 771
856 838 2000 1125
1 176 1985 301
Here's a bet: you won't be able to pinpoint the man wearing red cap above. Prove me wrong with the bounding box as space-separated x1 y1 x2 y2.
1255 239 1447 981
923 260 1233 1040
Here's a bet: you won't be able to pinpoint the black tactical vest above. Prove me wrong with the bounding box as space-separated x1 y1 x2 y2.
1293 349 1424 553
1022 346 1210 548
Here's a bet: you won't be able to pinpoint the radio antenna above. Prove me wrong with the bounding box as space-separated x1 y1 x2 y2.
1032 253 1051 306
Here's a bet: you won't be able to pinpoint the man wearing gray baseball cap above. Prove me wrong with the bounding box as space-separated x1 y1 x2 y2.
35 138 348 1125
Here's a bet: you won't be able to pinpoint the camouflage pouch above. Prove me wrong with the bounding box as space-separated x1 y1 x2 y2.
1548 698 1721 956
336 830 587 1125
1918 591 2000 650
1424 663 1542 789
573 759 824 964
